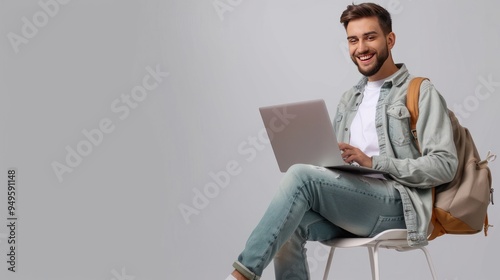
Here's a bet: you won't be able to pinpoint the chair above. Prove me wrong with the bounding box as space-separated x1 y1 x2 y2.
320 229 437 280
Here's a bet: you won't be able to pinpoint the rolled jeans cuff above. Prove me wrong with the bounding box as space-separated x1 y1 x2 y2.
232 261 260 280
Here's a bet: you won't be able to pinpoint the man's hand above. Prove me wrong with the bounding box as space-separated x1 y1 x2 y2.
338 142 373 168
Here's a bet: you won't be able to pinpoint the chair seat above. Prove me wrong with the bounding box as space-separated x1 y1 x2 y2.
321 229 408 248
320 229 437 280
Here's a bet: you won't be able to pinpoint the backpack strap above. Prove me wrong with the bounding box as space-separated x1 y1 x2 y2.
406 77 446 240
406 77 429 151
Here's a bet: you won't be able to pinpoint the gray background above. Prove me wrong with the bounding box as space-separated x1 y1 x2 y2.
1 0 499 279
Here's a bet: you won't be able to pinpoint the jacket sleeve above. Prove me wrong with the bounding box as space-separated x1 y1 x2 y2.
372 80 458 188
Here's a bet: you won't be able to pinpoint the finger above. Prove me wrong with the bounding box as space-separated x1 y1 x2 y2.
339 142 352 150
342 151 355 162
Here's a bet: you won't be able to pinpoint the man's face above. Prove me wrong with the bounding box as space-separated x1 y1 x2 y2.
346 17 393 79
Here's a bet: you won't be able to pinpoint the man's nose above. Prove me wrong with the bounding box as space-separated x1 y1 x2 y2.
358 40 369 53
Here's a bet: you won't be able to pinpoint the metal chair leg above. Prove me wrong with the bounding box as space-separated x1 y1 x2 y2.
322 247 335 280
419 247 438 280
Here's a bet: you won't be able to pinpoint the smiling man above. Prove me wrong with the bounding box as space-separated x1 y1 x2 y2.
225 3 458 280
346 9 398 81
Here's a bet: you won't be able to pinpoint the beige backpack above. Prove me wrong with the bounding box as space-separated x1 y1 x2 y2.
406 77 496 240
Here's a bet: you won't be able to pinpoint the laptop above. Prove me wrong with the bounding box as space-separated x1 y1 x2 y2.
259 99 387 175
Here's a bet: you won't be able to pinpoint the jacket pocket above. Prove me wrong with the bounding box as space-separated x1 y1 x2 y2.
368 215 406 237
386 105 412 146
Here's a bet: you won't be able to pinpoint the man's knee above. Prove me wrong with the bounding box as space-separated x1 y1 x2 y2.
277 164 309 194
286 164 312 177
282 164 311 184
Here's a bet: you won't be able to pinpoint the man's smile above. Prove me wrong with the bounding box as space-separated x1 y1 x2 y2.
357 53 375 63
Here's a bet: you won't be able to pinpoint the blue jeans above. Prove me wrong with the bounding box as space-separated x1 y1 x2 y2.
233 164 405 280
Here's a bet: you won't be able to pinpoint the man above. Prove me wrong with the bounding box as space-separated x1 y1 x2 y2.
226 3 458 279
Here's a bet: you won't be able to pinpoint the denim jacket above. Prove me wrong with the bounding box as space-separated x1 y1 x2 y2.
333 64 458 246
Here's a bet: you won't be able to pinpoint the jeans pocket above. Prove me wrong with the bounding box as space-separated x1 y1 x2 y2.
368 215 406 237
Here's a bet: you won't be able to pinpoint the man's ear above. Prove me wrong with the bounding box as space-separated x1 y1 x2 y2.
387 32 396 49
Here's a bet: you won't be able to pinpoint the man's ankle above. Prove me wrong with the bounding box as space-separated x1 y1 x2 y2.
231 269 249 280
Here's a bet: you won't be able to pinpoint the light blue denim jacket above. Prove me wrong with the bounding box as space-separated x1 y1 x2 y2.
333 64 458 246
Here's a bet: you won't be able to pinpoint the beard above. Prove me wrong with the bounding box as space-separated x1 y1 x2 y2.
351 45 389 78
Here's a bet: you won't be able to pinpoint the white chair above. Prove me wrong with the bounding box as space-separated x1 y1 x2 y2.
320 229 437 280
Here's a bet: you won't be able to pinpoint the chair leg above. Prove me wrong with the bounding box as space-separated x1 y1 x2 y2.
323 247 335 280
419 247 438 280
368 245 380 280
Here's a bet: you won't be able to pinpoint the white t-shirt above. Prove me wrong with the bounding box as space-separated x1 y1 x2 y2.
349 79 384 157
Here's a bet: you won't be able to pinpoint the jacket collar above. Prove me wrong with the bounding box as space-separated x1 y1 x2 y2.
353 63 409 95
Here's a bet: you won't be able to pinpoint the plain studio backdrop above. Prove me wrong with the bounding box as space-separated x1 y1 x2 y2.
0 0 499 279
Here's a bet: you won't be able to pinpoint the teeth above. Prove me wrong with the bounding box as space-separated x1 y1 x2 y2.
359 54 374 61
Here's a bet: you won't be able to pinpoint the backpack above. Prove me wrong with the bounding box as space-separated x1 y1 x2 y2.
406 77 496 240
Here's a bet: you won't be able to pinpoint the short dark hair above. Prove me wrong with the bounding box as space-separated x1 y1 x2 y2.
340 2 392 35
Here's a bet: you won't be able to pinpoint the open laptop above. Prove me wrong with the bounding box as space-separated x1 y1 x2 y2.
259 99 387 175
